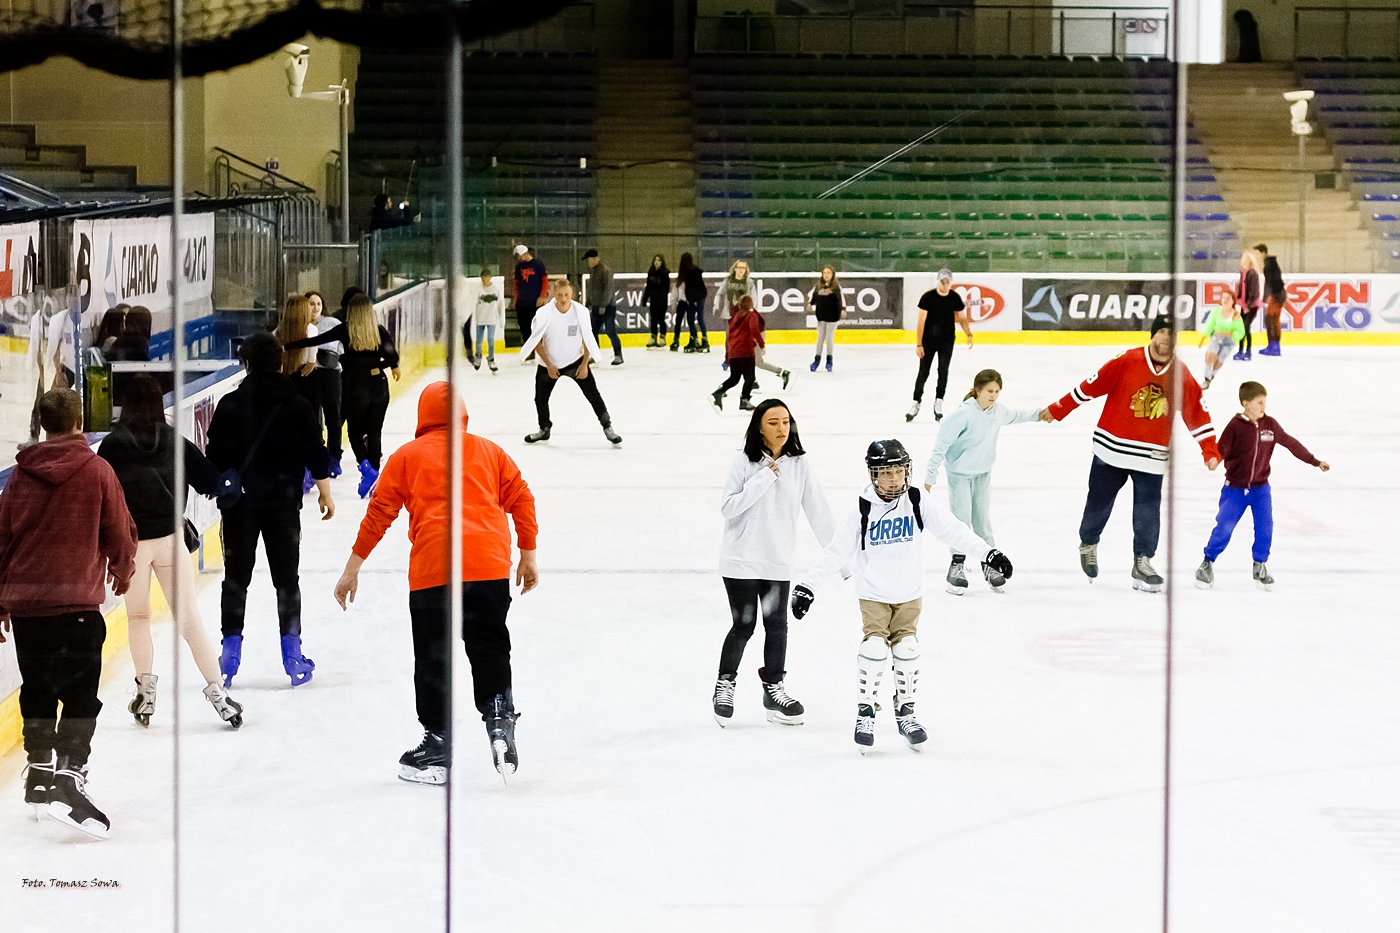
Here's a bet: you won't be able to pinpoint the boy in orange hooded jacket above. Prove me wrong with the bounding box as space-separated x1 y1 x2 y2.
334 382 538 783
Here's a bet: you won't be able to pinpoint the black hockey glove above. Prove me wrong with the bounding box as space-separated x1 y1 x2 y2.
790 585 815 620
982 549 1013 580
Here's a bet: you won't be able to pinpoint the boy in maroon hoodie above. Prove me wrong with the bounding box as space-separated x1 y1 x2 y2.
0 388 137 838
1195 380 1329 591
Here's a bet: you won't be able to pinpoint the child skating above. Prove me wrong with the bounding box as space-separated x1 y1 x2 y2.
1198 291 1245 390
923 368 1043 595
790 439 1012 753
1195 381 1328 591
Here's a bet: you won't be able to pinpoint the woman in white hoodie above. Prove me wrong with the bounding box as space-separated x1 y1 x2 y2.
713 399 835 729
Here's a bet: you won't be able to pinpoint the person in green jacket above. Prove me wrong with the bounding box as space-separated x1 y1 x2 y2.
1199 290 1247 390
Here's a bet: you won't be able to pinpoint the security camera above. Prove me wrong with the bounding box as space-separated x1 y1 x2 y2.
282 44 311 98
1283 89 1315 102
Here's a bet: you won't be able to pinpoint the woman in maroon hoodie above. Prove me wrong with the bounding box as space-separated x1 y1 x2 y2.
0 388 137 839
710 296 763 412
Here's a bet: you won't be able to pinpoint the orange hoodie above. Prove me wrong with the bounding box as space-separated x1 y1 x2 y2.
352 382 537 589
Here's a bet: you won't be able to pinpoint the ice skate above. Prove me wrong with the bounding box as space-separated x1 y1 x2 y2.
356 459 378 499
1195 559 1214 590
128 673 157 727
780 370 791 389
1259 341 1281 357
488 359 498 373
982 556 1007 592
1078 543 1099 582
699 338 711 353
758 669 804 725
280 635 315 686
472 357 482 371
669 339 680 352
824 356 832 373
905 401 920 422
854 704 876 753
603 425 623 446
219 635 242 687
1253 561 1274 591
1132 555 1164 593
22 752 55 819
944 556 968 596
203 682 244 729
933 398 944 421
710 389 725 413
739 399 756 412
524 427 551 444
712 673 737 727
611 355 624 366
646 336 658 349
1201 375 1213 390
895 703 928 751
46 759 109 839
810 356 820 373
486 694 519 781
398 730 448 785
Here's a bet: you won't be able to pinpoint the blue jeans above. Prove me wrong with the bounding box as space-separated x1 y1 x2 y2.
1204 484 1274 563
475 324 496 361
1078 456 1163 558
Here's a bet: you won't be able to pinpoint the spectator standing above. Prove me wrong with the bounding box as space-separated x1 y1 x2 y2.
0 388 138 838
520 280 622 447
109 306 151 363
512 244 548 346
369 193 417 231
97 375 243 729
643 254 671 348
906 268 973 423
95 307 128 358
807 265 847 373
205 333 333 688
584 248 624 366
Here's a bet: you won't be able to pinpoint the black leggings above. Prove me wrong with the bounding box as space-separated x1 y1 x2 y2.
912 330 955 402
316 367 343 459
1240 309 1258 352
648 297 668 339
716 357 756 402
409 580 513 729
718 578 790 682
343 372 390 469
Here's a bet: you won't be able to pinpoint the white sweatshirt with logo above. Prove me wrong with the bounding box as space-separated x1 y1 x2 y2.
799 484 990 604
719 451 837 581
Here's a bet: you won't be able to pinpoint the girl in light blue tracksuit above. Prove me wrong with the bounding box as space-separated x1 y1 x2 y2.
924 368 1044 595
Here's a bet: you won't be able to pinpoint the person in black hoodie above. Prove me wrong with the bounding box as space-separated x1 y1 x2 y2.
672 252 710 353
1256 243 1287 357
98 375 243 729
205 332 334 688
644 254 670 348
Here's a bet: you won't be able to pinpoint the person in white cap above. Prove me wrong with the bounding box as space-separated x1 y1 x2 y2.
907 268 973 423
511 245 548 345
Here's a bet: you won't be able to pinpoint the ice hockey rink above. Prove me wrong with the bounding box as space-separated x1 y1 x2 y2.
2 341 1397 932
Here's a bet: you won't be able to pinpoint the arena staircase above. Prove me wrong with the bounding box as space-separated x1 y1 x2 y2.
1188 63 1373 272
0 124 142 208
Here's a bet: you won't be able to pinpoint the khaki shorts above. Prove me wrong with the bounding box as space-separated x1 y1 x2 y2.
860 598 922 644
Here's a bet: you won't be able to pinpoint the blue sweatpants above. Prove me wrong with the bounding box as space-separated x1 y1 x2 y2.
1203 484 1274 563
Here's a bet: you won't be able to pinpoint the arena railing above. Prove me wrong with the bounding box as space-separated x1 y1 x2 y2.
1295 7 1400 61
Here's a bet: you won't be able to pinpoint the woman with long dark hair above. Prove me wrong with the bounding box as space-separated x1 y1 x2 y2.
643 254 670 348
672 252 710 353
1258 245 1286 356
109 306 152 362
97 375 243 728
711 399 836 728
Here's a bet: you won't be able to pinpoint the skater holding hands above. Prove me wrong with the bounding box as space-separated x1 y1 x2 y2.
1195 381 1328 591
790 439 1011 752
711 399 837 727
924 368 1043 595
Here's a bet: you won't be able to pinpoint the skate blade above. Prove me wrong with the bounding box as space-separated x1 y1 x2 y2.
1255 580 1273 592
47 804 109 840
1132 580 1164 594
905 741 926 753
492 740 516 784
398 765 447 786
713 713 731 728
227 715 243 730
31 803 44 821
856 744 873 756
944 583 967 596
1194 580 1213 591
764 710 804 726
134 714 150 728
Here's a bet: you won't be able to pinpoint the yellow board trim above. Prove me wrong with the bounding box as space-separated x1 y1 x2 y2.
519 330 1400 350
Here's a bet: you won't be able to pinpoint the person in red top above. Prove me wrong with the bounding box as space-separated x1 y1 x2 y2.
1196 380 1328 591
0 388 137 839
1040 314 1221 592
333 382 538 783
710 295 763 412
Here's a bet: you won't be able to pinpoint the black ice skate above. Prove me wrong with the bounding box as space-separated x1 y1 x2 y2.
128 673 157 727
933 398 944 421
603 425 623 446
46 759 110 839
1079 543 1099 581
22 752 55 819
981 555 1007 592
1132 555 1164 593
710 389 725 413
1195 559 1214 590
945 556 968 596
486 694 519 782
712 673 737 727
895 703 928 751
1253 561 1274 591
758 669 804 725
523 427 551 445
854 704 876 754
398 731 448 785
203 683 244 729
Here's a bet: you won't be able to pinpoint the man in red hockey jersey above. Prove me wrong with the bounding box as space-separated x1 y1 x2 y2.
1039 314 1221 592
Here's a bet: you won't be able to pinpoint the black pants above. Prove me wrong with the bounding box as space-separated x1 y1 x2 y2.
409 580 513 731
517 300 540 345
673 301 706 344
343 372 390 469
912 329 955 402
1079 456 1163 558
291 370 321 411
590 303 622 357
717 357 756 402
220 507 303 638
718 578 789 681
316 367 343 459
13 613 105 767
648 297 668 339
534 357 611 430
1240 309 1258 352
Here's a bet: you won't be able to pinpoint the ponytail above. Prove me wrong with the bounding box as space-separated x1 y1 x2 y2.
964 368 1003 401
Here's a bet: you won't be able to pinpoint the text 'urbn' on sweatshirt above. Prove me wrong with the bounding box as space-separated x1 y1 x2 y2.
800 484 989 605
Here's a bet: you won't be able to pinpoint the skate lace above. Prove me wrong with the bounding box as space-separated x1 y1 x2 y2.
855 711 875 736
714 678 737 705
764 682 795 707
1080 546 1098 568
1136 556 1157 576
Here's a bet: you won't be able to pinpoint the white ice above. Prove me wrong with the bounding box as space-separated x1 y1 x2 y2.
2 342 1397 932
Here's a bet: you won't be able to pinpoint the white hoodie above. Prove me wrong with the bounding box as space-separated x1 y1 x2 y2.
718 450 836 581
799 484 989 604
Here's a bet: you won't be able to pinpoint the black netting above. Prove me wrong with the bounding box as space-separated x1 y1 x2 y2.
0 0 578 78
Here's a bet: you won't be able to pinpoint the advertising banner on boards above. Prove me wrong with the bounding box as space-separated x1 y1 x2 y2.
1197 276 1400 333
0 221 41 328
906 272 1022 332
1022 277 1198 331
70 215 215 333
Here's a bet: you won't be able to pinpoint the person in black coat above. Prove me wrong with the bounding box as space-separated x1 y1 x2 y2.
205 332 333 689
643 254 671 348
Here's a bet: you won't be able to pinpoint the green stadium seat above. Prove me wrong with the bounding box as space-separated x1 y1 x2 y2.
1094 212 1119 222
954 211 979 221
786 211 811 220
906 249 932 260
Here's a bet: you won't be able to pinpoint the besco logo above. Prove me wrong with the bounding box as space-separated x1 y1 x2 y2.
953 284 1004 323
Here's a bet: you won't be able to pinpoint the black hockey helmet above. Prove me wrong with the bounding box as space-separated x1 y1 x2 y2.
866 439 911 500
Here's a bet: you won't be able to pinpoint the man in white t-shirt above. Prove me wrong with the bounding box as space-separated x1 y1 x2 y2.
518 280 622 447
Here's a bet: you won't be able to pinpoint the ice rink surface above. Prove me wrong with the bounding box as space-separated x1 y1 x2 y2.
3 341 1397 932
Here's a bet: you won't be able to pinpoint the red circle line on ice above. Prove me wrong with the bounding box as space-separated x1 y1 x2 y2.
952 285 1005 323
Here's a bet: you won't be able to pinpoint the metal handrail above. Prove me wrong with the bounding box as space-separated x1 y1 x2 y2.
211 147 315 193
